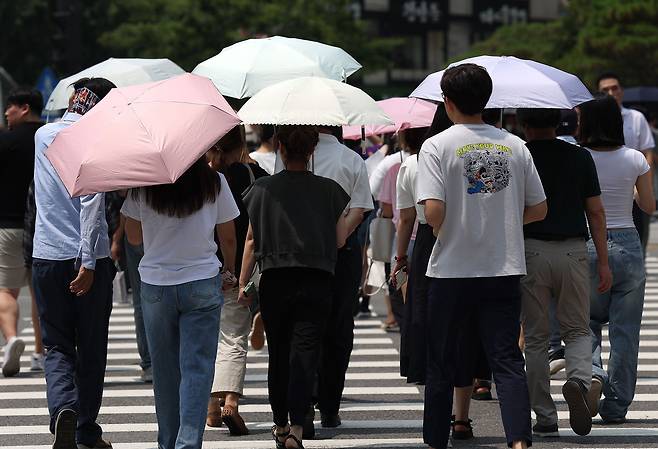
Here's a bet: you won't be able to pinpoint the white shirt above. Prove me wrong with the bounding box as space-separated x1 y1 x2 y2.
586 146 650 229
417 124 546 279
121 173 240 286
365 145 387 178
396 154 426 224
369 150 410 198
249 151 276 175
622 107 655 152
275 133 373 211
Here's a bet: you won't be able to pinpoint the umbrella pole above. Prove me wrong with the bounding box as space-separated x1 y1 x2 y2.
361 126 366 155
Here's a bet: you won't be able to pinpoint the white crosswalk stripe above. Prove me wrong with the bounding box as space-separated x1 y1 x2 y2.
4 267 658 448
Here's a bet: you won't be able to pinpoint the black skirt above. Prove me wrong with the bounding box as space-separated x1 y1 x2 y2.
400 223 436 384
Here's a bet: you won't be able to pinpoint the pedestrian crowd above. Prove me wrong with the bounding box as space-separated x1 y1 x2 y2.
0 62 656 449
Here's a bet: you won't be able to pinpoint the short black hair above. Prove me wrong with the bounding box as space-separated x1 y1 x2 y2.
596 72 622 89
440 64 493 115
578 93 625 148
7 87 43 116
516 108 562 129
71 77 116 100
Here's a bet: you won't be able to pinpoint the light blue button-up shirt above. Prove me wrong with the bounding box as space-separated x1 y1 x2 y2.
32 112 109 269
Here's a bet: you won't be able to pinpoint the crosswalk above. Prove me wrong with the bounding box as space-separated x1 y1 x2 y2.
0 305 425 448
3 258 658 448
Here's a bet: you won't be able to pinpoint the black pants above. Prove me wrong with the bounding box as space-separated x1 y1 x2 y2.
384 262 405 326
32 258 114 446
260 268 332 426
317 233 363 415
424 276 531 449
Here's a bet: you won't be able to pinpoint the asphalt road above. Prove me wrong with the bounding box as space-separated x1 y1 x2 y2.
3 231 658 448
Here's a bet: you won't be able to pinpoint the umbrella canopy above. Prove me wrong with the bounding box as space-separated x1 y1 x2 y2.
45 73 240 197
623 87 658 103
193 36 362 99
343 97 437 140
410 55 593 109
238 77 393 126
45 58 185 112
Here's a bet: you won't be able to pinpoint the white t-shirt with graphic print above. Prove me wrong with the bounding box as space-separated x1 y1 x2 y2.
417 124 546 279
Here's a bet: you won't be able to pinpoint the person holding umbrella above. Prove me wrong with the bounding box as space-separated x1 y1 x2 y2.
239 125 350 449
122 155 239 449
32 77 116 449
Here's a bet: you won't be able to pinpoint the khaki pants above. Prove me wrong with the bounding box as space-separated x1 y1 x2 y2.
212 288 251 396
521 238 592 426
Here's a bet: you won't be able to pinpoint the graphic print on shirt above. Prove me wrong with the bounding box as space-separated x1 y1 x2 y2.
457 143 512 194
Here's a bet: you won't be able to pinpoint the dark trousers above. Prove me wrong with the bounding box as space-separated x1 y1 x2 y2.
32 258 114 446
260 268 332 426
424 276 531 449
317 234 363 415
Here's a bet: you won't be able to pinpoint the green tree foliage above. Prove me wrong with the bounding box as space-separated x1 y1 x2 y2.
468 0 658 88
0 0 399 85
99 0 399 72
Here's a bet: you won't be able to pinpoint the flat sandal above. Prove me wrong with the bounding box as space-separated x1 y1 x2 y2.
271 425 289 449
284 434 304 449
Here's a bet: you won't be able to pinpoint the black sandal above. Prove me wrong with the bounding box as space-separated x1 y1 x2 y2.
284 434 304 449
451 415 474 440
472 379 493 401
271 425 289 449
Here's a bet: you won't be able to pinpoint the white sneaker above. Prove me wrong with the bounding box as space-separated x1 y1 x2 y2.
30 353 45 371
2 337 25 377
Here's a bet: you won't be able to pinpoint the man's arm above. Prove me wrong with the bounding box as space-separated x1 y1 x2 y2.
585 196 612 293
523 201 547 225
424 199 445 236
71 192 106 296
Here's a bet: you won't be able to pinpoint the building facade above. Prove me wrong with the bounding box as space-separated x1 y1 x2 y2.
353 0 566 96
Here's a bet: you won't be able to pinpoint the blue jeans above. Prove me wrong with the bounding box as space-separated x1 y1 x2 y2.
142 275 223 449
123 237 151 370
588 229 645 420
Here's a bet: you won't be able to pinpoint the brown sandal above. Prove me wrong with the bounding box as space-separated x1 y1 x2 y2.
222 404 249 436
206 397 223 427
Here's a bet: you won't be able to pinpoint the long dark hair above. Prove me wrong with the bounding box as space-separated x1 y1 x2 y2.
133 157 220 218
399 127 430 155
578 93 625 148
425 103 452 140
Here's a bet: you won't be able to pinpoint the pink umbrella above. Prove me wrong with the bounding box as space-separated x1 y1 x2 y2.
46 73 241 196
343 97 437 140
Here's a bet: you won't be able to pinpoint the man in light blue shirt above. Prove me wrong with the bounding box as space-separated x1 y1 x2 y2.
32 77 116 449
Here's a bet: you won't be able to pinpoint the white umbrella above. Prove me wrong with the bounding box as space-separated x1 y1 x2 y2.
193 36 361 99
45 58 185 112
410 55 593 109
238 77 393 126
